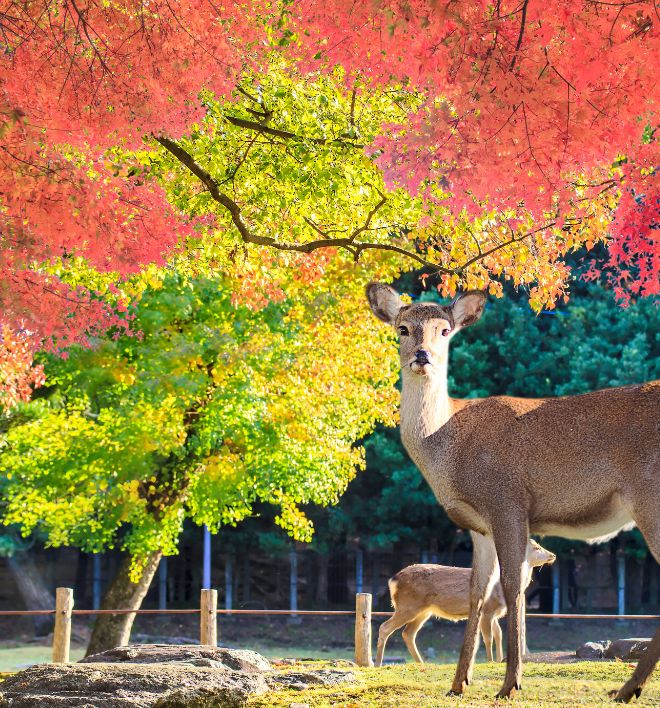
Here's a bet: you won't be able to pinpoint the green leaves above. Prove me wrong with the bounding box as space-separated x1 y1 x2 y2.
0 269 398 569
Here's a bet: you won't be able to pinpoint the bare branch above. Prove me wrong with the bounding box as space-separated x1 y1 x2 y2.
456 220 556 273
223 114 364 149
509 0 529 72
156 136 569 280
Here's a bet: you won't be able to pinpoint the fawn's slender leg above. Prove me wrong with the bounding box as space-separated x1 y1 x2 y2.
402 613 431 663
479 615 494 662
492 618 504 662
375 609 418 667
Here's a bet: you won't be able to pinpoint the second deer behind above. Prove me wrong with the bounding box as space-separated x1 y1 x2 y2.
376 538 555 666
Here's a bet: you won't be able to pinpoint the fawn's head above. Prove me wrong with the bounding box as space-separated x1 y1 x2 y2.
527 539 556 568
366 283 486 378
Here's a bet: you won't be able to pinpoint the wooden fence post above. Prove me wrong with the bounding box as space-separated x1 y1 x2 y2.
52 587 73 663
355 592 373 667
200 588 218 646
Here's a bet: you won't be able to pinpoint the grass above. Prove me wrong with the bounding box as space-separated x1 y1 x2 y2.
0 646 84 673
248 661 660 707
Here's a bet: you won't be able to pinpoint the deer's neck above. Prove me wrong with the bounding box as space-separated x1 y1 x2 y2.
400 363 452 447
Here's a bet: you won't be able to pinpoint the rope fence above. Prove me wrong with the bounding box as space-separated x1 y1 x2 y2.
1 610 658 618
2 588 658 667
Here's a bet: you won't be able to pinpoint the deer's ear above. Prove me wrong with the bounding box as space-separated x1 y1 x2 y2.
366 282 403 326
451 291 487 328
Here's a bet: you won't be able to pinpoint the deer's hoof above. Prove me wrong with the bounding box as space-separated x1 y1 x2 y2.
609 686 643 703
447 681 467 697
496 681 521 699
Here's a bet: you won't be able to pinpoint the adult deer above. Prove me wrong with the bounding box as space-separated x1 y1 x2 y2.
366 283 659 701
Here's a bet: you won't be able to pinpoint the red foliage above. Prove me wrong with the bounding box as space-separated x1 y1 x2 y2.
0 326 46 409
0 0 265 350
288 0 659 289
0 0 657 358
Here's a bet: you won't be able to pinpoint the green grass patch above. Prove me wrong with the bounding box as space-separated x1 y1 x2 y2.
249 661 660 707
0 646 84 673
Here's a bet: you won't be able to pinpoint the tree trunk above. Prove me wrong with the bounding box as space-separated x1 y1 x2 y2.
6 550 55 636
85 551 161 657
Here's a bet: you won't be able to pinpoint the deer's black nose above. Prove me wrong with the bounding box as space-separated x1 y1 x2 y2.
415 349 431 363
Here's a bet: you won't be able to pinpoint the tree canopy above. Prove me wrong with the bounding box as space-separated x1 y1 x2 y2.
1 1 656 372
0 267 399 575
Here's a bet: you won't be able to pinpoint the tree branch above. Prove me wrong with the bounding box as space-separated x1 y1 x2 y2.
456 220 556 273
155 136 561 279
223 114 364 149
509 0 529 72
156 135 449 271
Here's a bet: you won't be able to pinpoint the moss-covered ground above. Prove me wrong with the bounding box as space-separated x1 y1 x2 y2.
249 661 660 707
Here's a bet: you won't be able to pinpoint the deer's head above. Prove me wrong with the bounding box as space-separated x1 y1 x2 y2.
366 283 486 378
527 539 556 568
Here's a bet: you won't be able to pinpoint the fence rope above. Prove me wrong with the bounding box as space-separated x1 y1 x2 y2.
0 609 658 619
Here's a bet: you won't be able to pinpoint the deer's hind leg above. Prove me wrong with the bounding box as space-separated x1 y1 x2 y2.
613 507 660 702
479 614 494 662
401 612 432 664
450 532 498 695
613 627 660 703
376 609 419 667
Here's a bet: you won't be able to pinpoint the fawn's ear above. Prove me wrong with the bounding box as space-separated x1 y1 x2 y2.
366 282 404 326
451 291 487 328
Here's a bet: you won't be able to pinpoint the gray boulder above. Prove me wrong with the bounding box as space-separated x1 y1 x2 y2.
0 663 269 707
80 645 271 673
576 641 611 659
604 638 652 661
267 669 355 691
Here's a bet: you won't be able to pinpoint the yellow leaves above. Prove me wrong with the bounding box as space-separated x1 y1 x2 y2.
274 498 314 543
122 479 141 502
114 368 136 385
204 450 244 483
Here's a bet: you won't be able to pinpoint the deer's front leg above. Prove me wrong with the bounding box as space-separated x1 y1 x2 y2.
493 520 529 699
449 532 498 696
612 625 660 703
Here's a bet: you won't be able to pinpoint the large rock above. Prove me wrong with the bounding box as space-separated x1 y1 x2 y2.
0 663 269 707
80 645 271 673
604 638 652 661
0 646 358 707
576 641 610 659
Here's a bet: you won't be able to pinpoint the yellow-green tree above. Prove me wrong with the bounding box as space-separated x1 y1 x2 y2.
0 266 399 651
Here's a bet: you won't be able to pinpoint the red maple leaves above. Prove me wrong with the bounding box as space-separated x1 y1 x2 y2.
0 0 657 375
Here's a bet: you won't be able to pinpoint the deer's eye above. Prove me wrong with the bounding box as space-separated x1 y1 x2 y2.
398 325 410 337
441 328 451 337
